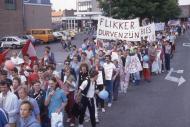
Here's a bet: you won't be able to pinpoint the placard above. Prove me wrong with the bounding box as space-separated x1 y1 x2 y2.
97 16 140 41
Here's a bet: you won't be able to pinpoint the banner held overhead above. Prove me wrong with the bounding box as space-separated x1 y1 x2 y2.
97 16 140 41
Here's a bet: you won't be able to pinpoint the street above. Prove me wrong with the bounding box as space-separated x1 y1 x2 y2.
95 30 190 127
12 30 190 127
16 31 190 127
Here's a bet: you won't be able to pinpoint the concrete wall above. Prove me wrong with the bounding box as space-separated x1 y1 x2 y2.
0 0 24 37
24 4 52 31
179 5 190 18
92 0 101 12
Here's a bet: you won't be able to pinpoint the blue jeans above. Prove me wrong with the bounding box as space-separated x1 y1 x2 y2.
105 80 113 103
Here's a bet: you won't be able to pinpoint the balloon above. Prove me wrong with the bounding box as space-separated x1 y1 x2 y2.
98 90 109 100
5 60 15 70
143 55 149 62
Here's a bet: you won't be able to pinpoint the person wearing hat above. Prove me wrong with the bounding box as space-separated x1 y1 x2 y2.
76 69 99 127
0 80 18 127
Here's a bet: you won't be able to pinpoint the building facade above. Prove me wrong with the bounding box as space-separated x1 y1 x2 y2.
74 0 102 31
24 0 52 31
0 0 24 37
179 5 190 18
0 0 52 37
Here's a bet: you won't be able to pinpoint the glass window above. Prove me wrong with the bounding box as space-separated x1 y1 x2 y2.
32 30 46 34
5 0 16 10
7 38 12 41
12 38 17 41
0 38 6 41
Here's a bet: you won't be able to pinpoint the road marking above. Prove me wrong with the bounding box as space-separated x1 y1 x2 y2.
165 68 186 86
183 43 190 47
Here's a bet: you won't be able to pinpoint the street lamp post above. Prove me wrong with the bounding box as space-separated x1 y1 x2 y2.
109 0 112 17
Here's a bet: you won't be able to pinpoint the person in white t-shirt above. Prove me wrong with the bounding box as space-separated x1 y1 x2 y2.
0 80 18 127
103 55 117 107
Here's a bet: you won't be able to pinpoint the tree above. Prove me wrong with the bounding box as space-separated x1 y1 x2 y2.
98 0 181 22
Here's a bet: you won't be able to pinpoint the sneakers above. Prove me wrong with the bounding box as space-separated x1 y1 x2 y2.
96 118 100 123
108 103 112 107
84 117 90 122
66 118 71 123
78 124 83 127
70 123 75 127
101 108 106 113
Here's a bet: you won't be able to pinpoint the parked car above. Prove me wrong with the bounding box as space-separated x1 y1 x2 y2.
26 29 54 43
0 36 27 49
67 30 76 39
58 31 70 40
19 35 41 45
53 32 63 41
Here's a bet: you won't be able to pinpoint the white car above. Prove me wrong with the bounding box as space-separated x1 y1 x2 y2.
58 31 70 41
53 32 63 41
0 36 27 49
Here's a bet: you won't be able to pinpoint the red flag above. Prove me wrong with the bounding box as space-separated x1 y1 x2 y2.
0 49 9 65
22 40 37 61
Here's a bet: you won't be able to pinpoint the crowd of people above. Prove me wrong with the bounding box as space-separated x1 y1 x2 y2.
0 23 189 127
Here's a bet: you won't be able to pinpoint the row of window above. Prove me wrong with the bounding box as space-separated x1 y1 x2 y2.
4 0 51 10
78 1 92 12
24 0 50 4
5 0 16 10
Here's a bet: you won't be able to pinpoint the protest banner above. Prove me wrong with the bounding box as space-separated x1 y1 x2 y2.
155 23 165 31
168 20 181 26
97 16 141 41
126 54 142 74
140 23 156 42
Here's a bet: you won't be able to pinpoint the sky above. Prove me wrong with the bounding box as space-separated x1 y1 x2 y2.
178 0 190 5
50 0 190 10
51 0 76 10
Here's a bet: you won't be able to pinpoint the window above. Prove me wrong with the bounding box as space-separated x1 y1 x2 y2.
7 38 13 41
5 0 16 10
12 38 17 41
0 38 6 41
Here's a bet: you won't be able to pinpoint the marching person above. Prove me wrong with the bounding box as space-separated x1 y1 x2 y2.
44 77 67 125
76 69 99 127
103 55 117 107
164 41 172 71
63 67 76 127
17 101 41 127
0 108 10 127
18 85 41 122
92 58 105 112
0 80 18 127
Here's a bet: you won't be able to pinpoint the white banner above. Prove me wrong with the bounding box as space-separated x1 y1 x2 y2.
155 23 165 31
97 16 141 41
140 23 156 42
126 54 142 74
168 20 181 26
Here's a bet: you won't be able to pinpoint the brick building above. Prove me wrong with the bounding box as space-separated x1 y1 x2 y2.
24 0 52 30
0 0 24 37
0 0 52 37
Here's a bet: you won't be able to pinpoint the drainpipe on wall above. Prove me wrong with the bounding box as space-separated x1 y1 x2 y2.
22 0 25 34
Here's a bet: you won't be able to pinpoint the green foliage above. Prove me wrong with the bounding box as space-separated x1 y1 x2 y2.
98 0 181 21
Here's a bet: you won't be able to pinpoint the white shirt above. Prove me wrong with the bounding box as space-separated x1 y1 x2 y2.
80 80 95 98
0 91 18 123
103 62 116 80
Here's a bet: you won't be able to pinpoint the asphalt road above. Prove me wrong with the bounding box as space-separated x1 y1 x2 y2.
96 30 190 127
13 31 190 127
